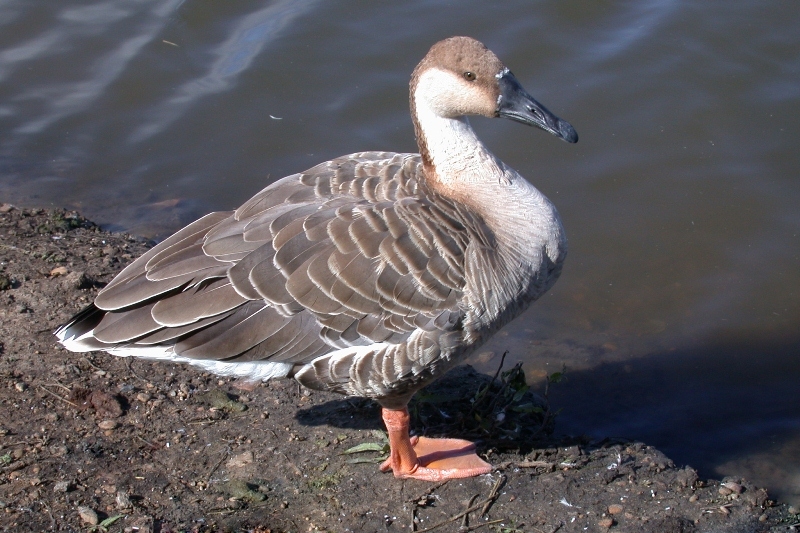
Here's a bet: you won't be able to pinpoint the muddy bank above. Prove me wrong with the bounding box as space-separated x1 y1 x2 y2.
0 204 796 532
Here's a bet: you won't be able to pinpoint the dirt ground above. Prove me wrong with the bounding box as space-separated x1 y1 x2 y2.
0 203 798 533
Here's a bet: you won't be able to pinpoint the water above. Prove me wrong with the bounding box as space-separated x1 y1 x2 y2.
1 0 798 504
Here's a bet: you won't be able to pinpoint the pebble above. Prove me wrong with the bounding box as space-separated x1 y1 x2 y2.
689 494 699 503
136 392 151 403
116 491 133 510
789 506 798 514
718 486 732 496
14 382 26 392
608 504 623 515
78 506 99 526
226 451 254 468
722 481 743 494
49 266 68 277
98 420 118 430
53 481 73 493
598 517 615 528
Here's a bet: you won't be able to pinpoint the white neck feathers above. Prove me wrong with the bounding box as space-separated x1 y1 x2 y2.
412 69 506 189
411 68 566 275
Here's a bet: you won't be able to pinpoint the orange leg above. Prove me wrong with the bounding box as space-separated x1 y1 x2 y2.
378 407 492 481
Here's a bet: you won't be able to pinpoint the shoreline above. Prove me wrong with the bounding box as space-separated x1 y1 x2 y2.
0 203 793 532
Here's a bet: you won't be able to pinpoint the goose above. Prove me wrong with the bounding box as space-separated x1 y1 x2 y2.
56 36 578 482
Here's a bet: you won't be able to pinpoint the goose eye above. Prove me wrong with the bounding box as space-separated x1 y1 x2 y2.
463 71 476 81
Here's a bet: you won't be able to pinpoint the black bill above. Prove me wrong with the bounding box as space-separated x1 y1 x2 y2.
496 70 578 144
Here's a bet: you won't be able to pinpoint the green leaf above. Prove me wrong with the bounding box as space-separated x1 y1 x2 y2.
510 403 544 414
511 385 530 402
99 515 124 528
341 442 387 455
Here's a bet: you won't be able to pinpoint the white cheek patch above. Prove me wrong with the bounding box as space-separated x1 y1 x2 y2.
415 68 480 117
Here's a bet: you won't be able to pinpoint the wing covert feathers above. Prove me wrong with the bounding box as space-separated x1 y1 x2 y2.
60 153 501 401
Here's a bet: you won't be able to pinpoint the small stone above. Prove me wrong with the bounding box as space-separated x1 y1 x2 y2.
608 504 623 515
53 480 73 493
718 486 732 496
98 420 119 430
14 382 27 392
722 481 743 494
598 517 614 528
62 271 91 290
116 491 133 509
759 514 768 522
676 467 699 488
135 392 151 403
50 266 68 277
78 506 99 525
789 506 798 514
226 451 254 468
719 505 730 515
689 494 698 503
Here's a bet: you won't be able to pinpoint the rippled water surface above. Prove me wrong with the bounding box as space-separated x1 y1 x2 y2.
1 0 798 504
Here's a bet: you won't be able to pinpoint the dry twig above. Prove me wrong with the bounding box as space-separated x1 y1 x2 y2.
38 386 79 408
414 475 506 533
206 447 230 482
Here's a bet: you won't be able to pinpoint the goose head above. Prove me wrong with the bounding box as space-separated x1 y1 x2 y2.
410 36 578 144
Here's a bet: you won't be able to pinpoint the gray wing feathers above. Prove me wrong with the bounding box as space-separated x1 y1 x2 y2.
81 153 494 395
93 303 162 343
151 279 247 327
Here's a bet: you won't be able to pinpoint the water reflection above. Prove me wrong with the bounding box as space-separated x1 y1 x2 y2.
10 1 182 135
129 0 318 143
